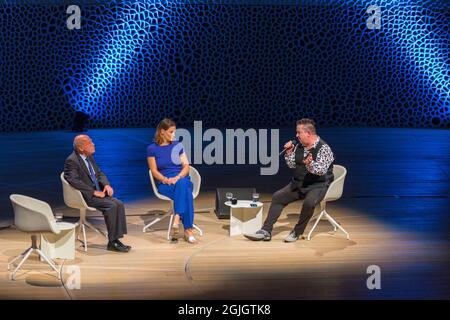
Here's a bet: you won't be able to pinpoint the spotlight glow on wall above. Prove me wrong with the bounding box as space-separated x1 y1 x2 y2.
71 3 161 117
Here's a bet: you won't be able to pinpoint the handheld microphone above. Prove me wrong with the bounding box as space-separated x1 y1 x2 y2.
279 139 298 155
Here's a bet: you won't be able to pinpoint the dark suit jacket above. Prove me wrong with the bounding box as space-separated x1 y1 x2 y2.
63 151 110 200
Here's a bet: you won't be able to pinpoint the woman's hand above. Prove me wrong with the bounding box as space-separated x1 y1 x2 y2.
166 177 176 184
166 176 181 184
162 177 170 184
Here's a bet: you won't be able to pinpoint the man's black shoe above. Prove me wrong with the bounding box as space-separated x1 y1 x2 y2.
116 240 131 251
107 240 129 253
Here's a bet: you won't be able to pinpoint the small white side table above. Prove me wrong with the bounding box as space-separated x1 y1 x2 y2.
40 222 77 260
225 200 263 236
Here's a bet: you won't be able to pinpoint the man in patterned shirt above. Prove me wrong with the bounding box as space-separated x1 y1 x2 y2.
245 118 335 242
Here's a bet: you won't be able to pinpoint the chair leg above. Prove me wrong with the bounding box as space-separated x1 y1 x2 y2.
324 212 349 239
76 214 108 252
166 213 174 240
76 222 81 240
323 211 338 231
11 248 33 281
84 220 108 238
82 224 88 251
36 249 61 279
195 208 212 213
76 224 85 245
75 223 89 252
310 209 325 222
193 224 203 236
10 248 61 281
7 247 32 271
78 210 88 252
143 211 172 233
307 210 325 240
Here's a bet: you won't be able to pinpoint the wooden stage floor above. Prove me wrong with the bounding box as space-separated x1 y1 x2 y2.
0 127 449 299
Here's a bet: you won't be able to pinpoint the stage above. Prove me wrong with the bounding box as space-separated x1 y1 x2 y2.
0 127 449 299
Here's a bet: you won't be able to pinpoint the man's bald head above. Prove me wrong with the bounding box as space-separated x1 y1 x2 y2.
73 135 95 156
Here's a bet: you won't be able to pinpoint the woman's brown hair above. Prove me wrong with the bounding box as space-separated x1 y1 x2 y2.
154 118 176 145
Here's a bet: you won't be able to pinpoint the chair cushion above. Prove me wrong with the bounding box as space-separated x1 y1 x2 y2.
55 222 77 230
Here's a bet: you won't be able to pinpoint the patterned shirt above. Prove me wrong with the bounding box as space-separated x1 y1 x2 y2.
284 136 334 176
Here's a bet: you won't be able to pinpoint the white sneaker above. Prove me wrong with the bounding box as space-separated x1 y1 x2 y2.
284 230 300 242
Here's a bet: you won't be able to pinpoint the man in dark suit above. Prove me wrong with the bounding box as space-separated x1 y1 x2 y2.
64 135 131 253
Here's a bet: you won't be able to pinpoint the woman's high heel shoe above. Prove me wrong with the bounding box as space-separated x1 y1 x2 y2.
171 223 180 238
184 234 197 244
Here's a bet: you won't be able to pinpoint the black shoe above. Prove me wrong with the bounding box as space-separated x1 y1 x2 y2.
107 240 129 253
116 240 131 251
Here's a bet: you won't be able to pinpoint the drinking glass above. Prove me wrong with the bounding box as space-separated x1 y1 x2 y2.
226 192 233 204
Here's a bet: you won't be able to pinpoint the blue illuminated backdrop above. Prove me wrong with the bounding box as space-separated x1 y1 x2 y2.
0 0 448 131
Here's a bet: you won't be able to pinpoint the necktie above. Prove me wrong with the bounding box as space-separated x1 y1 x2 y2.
86 159 101 191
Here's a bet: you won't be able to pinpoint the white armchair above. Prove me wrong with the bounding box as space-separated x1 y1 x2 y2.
307 165 349 240
8 194 76 280
143 166 203 240
61 172 107 252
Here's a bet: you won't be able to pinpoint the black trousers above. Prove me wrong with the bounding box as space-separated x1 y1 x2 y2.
85 196 127 241
262 183 327 235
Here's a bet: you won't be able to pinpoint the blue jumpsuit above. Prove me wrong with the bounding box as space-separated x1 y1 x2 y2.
147 142 194 229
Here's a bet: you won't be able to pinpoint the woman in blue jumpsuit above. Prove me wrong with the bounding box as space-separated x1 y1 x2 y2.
147 118 196 243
